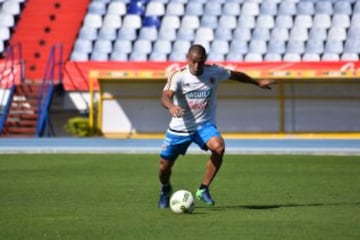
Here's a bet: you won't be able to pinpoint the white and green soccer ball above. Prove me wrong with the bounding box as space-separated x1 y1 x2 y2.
170 190 195 214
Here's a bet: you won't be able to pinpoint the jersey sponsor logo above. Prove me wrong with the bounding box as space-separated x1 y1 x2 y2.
188 100 208 110
186 90 212 99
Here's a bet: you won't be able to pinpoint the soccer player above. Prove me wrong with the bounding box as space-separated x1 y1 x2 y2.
158 44 275 208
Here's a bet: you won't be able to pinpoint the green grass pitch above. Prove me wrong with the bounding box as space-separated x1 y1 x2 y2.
1 153 360 240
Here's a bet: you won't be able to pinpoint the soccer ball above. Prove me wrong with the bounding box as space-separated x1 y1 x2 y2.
169 190 195 214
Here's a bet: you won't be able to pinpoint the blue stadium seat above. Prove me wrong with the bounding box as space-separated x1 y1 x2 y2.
244 53 263 62
103 14 122 29
176 27 195 41
0 13 14 28
225 52 243 61
256 15 274 29
325 40 343 54
218 15 237 29
204 2 222 16
1 0 21 15
313 14 331 29
181 15 200 29
323 52 339 61
344 39 360 54
200 15 218 29
138 27 158 41
161 15 180 29
264 53 282 62
98 26 117 41
78 26 98 41
267 40 286 54
214 28 232 41
133 39 152 54
0 26 10 41
252 28 270 41
241 2 259 16
210 40 229 54
145 1 165 16
297 1 315 15
341 53 359 61
294 15 312 29
153 39 172 54
107 1 127 16
286 40 305 54
129 52 148 61
333 1 352 14
166 2 185 16
237 14 256 29
233 27 251 41
248 40 267 54
83 13 103 29
305 39 324 54
207 52 225 61
185 2 203 16
113 39 132 54
90 51 109 61
88 1 107 15
71 51 89 61
222 2 241 16
149 52 167 61
289 27 308 41
278 1 297 15
194 27 214 42
283 53 301 62
142 16 161 28
327 27 346 41
93 39 113 54
315 1 333 14
260 1 278 15
73 39 93 53
122 14 142 29
270 27 289 41
158 27 176 41
274 15 293 29
309 27 327 41
127 1 145 15
117 27 137 41
173 40 191 54
168 50 186 61
332 14 350 28
110 52 128 61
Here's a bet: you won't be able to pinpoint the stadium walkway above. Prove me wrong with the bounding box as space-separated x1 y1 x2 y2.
0 138 360 155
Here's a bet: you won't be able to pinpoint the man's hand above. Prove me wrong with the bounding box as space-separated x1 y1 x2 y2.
169 106 185 118
258 79 277 89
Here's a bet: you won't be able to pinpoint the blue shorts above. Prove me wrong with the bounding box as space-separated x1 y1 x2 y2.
160 123 221 161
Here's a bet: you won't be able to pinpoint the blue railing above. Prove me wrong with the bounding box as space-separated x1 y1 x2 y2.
36 43 63 137
0 43 24 135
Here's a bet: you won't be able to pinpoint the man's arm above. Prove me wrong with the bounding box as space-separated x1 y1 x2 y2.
161 90 184 118
229 71 276 89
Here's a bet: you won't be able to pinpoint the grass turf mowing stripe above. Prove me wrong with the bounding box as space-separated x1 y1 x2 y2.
0 154 359 240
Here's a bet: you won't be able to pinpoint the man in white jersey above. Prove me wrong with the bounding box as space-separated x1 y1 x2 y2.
158 44 275 208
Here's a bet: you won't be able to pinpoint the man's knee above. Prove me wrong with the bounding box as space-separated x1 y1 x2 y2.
208 137 225 156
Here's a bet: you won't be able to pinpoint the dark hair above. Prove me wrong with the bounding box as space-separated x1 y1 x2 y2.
188 44 207 57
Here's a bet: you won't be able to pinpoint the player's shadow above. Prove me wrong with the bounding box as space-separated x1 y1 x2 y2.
199 201 360 211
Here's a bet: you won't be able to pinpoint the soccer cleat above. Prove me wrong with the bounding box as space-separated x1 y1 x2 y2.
196 188 215 205
158 185 172 208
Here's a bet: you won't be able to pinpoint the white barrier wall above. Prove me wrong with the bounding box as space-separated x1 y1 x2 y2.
97 79 360 137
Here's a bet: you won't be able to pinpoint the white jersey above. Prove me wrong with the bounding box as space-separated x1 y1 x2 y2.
163 64 231 132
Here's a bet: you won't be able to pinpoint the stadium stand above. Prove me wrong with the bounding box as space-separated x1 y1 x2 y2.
66 0 360 62
1 0 360 64
7 0 90 79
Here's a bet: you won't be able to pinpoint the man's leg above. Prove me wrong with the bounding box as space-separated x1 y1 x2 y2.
196 136 225 205
158 158 174 208
203 136 225 186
